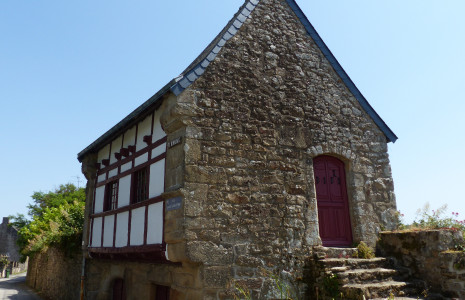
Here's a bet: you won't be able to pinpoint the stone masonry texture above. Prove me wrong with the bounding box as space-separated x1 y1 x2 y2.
160 0 397 297
0 217 22 263
378 230 465 298
26 246 82 300
80 0 397 298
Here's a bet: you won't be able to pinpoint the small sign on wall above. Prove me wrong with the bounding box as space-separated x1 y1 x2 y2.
166 197 182 211
168 137 182 149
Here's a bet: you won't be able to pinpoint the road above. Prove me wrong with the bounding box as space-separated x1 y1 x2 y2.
0 273 42 300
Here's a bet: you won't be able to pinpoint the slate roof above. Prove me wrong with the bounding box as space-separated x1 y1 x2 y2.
78 0 396 161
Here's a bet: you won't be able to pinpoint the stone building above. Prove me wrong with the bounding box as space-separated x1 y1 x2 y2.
78 0 398 298
0 217 28 277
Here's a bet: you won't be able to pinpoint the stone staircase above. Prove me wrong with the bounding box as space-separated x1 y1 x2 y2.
313 246 448 300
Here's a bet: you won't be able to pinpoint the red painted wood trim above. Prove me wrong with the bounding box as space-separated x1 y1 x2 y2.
89 244 165 254
143 135 152 145
101 215 105 247
91 195 164 218
127 208 132 247
90 172 99 245
151 111 155 136
133 123 138 170
143 205 148 245
89 217 94 247
96 153 166 188
97 136 167 175
88 244 173 263
113 213 117 248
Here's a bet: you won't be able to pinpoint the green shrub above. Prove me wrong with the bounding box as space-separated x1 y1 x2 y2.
322 272 339 298
10 184 85 260
353 241 375 259
413 203 465 239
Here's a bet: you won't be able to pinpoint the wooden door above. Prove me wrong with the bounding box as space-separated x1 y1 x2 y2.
155 285 170 300
112 279 127 300
314 155 353 247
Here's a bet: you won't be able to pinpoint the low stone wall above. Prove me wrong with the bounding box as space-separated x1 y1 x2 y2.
377 229 465 298
27 247 82 300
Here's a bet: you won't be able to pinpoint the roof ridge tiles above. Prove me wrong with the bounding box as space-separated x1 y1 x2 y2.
171 0 260 96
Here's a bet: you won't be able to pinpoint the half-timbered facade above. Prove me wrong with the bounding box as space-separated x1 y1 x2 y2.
88 109 167 261
78 0 398 298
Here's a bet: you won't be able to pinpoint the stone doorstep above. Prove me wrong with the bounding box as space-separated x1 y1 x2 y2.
314 246 358 259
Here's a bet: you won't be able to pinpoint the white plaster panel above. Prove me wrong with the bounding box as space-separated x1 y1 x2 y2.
147 202 163 244
97 173 107 183
152 109 166 142
151 143 166 159
110 136 123 165
136 115 152 151
115 212 129 247
118 175 131 208
91 217 102 247
130 207 145 246
94 186 105 213
108 168 118 179
123 126 136 148
103 215 115 247
121 162 132 173
97 144 110 165
149 159 165 198
134 153 148 167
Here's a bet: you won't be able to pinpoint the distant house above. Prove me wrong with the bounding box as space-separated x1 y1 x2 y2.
78 0 398 298
0 217 27 277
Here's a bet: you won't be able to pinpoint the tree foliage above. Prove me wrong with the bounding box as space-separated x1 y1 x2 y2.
9 184 86 260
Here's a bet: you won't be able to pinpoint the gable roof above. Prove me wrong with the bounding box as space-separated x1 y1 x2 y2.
78 0 396 161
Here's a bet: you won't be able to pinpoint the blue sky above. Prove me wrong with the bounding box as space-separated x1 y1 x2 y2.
1 0 464 224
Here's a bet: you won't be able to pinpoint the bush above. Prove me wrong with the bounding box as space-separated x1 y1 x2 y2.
353 241 375 259
10 184 86 260
413 204 465 238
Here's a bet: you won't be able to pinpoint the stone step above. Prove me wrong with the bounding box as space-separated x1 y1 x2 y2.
321 257 388 270
337 268 398 285
371 298 424 300
314 246 358 259
341 280 416 299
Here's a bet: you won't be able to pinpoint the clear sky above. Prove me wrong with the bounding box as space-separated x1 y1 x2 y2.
1 0 464 224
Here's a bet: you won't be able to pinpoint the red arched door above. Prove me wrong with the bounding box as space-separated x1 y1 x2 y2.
314 155 353 247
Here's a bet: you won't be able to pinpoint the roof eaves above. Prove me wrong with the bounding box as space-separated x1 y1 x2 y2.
77 79 176 161
285 0 398 143
170 0 262 97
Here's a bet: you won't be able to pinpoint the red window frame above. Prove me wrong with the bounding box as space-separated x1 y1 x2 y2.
104 181 118 212
131 167 148 204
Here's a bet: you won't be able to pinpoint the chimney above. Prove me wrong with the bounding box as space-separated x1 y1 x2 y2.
2 217 9 225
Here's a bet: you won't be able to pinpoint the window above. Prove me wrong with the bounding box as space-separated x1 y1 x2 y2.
104 181 118 211
132 167 148 204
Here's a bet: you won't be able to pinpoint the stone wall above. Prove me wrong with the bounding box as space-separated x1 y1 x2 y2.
378 230 465 298
85 259 199 300
160 0 397 297
0 217 21 262
27 247 82 300
0 217 28 277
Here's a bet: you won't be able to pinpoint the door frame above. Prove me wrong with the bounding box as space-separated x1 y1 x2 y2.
313 155 353 247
